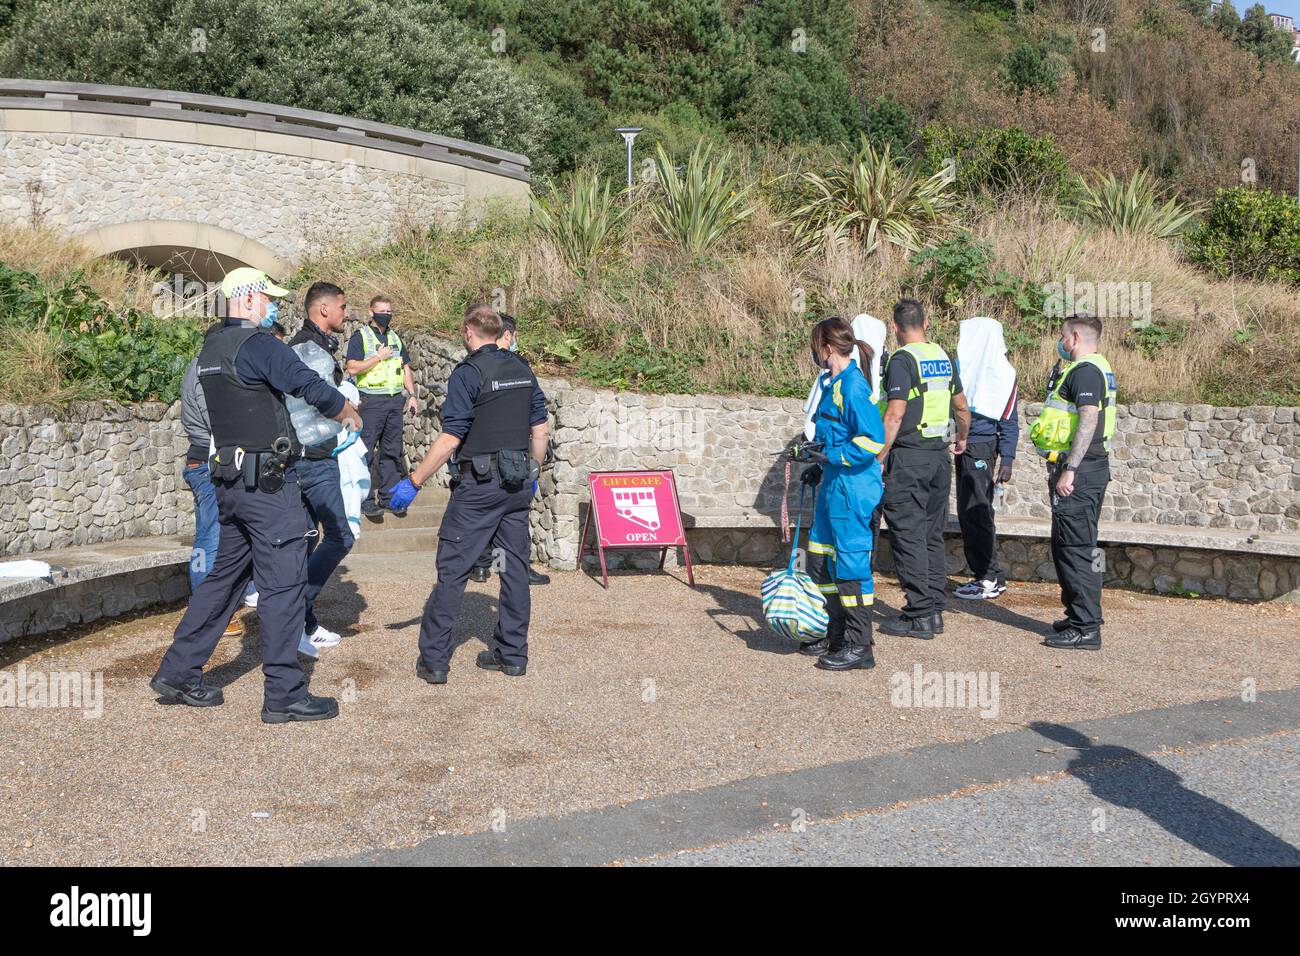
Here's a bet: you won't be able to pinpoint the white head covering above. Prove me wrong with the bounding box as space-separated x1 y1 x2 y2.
957 316 1018 421
803 313 889 439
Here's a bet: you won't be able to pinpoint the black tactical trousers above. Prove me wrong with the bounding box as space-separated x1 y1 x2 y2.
955 441 1004 584
881 447 951 618
419 469 533 669
1050 461 1110 630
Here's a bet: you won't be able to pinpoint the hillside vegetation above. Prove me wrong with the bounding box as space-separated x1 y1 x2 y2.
0 0 1297 406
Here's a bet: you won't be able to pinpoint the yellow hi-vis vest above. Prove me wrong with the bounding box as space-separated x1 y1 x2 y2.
1029 353 1117 462
355 324 405 395
877 342 954 440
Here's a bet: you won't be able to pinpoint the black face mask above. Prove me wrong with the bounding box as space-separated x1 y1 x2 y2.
811 348 827 370
372 312 393 330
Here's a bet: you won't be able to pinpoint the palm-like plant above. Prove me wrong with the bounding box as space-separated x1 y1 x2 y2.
649 142 756 257
788 138 957 257
531 169 627 277
1075 169 1203 239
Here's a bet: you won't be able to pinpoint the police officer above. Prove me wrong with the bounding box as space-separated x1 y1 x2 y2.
386 305 549 683
876 299 971 639
794 317 886 671
346 294 416 516
470 313 549 586
1031 313 1116 651
150 268 361 723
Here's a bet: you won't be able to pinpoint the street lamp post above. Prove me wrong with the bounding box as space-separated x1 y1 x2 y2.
615 126 642 202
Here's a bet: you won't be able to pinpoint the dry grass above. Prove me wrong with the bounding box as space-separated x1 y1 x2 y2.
3 183 1297 406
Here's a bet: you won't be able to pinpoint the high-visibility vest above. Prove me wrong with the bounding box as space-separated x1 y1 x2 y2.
1030 353 1117 462
877 342 954 440
355 325 405 394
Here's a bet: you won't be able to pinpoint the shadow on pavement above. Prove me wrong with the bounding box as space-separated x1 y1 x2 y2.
947 588 1051 640
1031 722 1300 866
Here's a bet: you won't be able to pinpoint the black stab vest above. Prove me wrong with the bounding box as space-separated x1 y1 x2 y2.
456 347 535 458
197 324 296 454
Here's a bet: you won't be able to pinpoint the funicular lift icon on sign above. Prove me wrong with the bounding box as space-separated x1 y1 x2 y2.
612 487 660 531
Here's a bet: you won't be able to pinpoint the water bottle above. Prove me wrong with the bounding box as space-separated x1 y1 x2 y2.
286 342 344 447
993 484 1006 512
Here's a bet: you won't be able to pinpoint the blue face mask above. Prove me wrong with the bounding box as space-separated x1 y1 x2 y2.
1057 338 1071 362
260 299 279 329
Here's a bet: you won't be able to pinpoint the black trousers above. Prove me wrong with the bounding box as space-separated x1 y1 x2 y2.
155 467 312 708
360 392 406 504
418 470 533 669
955 441 1004 584
1050 462 1110 630
881 447 951 618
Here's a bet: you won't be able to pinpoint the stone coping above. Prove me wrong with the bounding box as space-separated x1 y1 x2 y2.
681 511 1300 558
0 535 190 603
0 78 530 180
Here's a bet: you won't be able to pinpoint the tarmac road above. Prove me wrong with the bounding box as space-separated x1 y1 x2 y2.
641 730 1300 866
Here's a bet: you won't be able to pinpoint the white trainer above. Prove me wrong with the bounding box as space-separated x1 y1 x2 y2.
305 625 342 648
954 578 1007 601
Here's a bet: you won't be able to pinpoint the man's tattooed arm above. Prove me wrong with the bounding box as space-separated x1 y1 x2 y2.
1066 406 1099 470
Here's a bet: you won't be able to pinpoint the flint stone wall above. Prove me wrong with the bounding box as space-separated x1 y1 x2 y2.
1 327 1297 600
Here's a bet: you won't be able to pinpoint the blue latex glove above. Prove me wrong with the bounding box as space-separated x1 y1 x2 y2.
387 478 420 512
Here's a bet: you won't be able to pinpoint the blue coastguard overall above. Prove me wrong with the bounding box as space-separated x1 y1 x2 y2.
806 360 885 652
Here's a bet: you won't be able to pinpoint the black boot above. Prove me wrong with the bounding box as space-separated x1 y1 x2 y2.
879 614 934 640
1043 626 1101 650
816 607 875 671
802 594 847 656
932 610 944 635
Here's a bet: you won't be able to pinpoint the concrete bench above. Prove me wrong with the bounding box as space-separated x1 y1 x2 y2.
0 536 191 643
678 511 1300 602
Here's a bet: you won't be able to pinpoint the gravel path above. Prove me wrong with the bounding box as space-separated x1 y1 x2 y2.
641 731 1300 866
2 555 1297 865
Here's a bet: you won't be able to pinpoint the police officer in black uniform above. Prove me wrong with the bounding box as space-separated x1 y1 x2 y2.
876 299 971 640
150 268 361 724
386 305 549 683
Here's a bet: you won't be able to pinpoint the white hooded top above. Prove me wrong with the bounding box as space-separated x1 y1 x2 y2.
957 316 1018 421
803 313 888 440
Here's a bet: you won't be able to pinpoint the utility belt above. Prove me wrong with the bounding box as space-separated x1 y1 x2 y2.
451 449 538 489
210 438 295 493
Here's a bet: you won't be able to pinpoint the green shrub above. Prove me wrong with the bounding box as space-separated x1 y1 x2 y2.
1184 186 1300 285
863 96 915 157
789 138 957 256
731 0 860 143
1075 169 1203 239
904 231 1047 338
1001 41 1066 95
921 125 1077 202
0 0 552 167
0 263 200 403
648 141 756 257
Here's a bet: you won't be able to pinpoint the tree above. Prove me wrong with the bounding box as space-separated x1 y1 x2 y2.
1237 4 1295 62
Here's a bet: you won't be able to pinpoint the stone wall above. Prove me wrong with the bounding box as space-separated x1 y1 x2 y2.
3 326 1298 600
0 402 190 557
0 130 463 264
